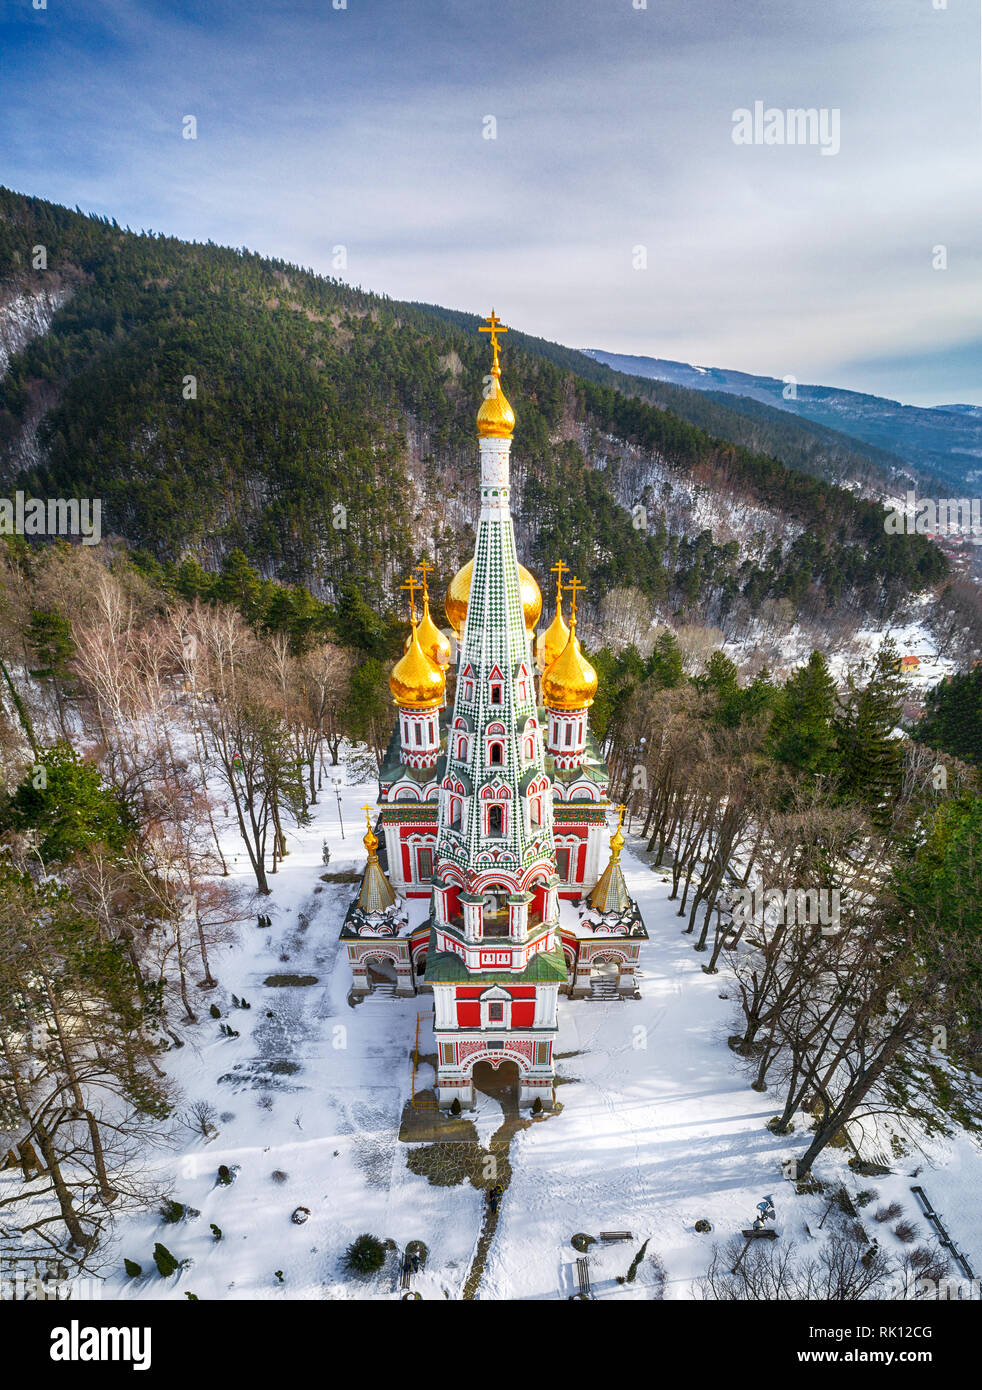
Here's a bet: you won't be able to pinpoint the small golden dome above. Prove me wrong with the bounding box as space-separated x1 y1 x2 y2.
476 368 515 439
389 624 446 710
542 618 598 710
445 558 542 638
405 596 451 669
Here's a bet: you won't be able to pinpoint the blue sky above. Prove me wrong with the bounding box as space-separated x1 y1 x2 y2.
2 0 981 405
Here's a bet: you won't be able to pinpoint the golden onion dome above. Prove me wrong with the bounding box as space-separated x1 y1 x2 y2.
476 365 515 439
389 624 446 710
542 618 598 710
445 558 542 638
404 597 452 669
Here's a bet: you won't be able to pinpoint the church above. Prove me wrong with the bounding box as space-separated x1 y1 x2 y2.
341 313 647 1109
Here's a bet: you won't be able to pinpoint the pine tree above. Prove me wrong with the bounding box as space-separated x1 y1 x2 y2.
834 640 906 824
770 650 838 777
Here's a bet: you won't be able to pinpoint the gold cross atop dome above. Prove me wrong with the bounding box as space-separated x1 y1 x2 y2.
543 560 571 671
361 804 379 856
416 558 435 599
400 572 421 625
479 309 508 372
566 575 585 624
476 309 515 439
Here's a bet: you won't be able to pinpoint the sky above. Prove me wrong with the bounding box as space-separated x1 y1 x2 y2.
2 0 981 406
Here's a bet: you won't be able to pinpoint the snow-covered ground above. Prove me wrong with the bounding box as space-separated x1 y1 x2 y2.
102 760 981 1301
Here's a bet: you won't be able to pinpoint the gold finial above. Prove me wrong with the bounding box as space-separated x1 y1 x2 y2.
400 572 421 625
479 309 508 376
610 804 626 858
566 575 585 624
476 310 515 438
361 803 379 856
551 559 569 605
542 560 571 670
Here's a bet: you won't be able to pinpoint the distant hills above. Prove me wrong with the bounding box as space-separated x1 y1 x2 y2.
0 187 946 638
584 350 982 493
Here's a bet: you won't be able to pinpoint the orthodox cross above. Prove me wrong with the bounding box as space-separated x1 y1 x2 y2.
479 309 508 372
416 558 435 602
550 558 569 605
565 575 585 623
400 572 420 625
361 804 375 836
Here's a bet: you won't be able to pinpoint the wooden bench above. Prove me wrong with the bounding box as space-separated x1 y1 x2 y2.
399 1258 411 1290
600 1230 633 1243
575 1257 591 1298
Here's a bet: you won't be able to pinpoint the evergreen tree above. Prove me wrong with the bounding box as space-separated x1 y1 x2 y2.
915 665 982 766
834 640 906 826
770 650 838 777
1 741 136 862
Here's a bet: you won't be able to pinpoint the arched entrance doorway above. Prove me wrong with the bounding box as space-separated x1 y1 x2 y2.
364 955 398 996
472 1058 521 1120
590 958 620 1000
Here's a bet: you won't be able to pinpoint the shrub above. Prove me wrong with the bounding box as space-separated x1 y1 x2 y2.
626 1238 650 1283
894 1220 918 1244
875 1202 903 1223
160 1200 185 1224
855 1189 877 1208
449 1097 461 1116
153 1243 179 1277
210 1224 222 1241
532 1097 543 1115
271 1170 289 1184
123 1259 142 1278
344 1233 387 1276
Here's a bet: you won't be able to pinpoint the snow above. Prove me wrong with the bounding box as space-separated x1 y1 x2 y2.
100 757 981 1301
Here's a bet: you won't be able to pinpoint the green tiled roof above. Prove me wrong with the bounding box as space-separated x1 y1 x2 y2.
424 935 568 985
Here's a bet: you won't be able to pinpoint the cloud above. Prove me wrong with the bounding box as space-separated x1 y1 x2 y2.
3 0 980 404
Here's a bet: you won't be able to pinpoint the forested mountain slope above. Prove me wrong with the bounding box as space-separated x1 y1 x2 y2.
0 187 946 635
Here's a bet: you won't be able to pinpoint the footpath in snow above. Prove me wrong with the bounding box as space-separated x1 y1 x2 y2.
104 765 981 1301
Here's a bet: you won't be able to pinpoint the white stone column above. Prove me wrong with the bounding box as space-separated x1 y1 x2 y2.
461 892 484 942
507 891 532 942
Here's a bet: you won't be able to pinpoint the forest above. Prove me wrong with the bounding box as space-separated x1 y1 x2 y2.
0 187 951 643
0 534 979 1281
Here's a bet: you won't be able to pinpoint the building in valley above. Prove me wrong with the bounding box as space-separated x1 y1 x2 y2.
341 312 647 1107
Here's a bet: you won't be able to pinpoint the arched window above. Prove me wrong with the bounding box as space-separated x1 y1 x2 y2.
490 742 503 766
450 797 462 828
488 805 504 836
414 722 423 746
525 737 534 762
530 796 543 827
564 723 573 747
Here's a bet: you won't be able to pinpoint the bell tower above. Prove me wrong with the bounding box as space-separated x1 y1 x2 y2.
425 312 565 1111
